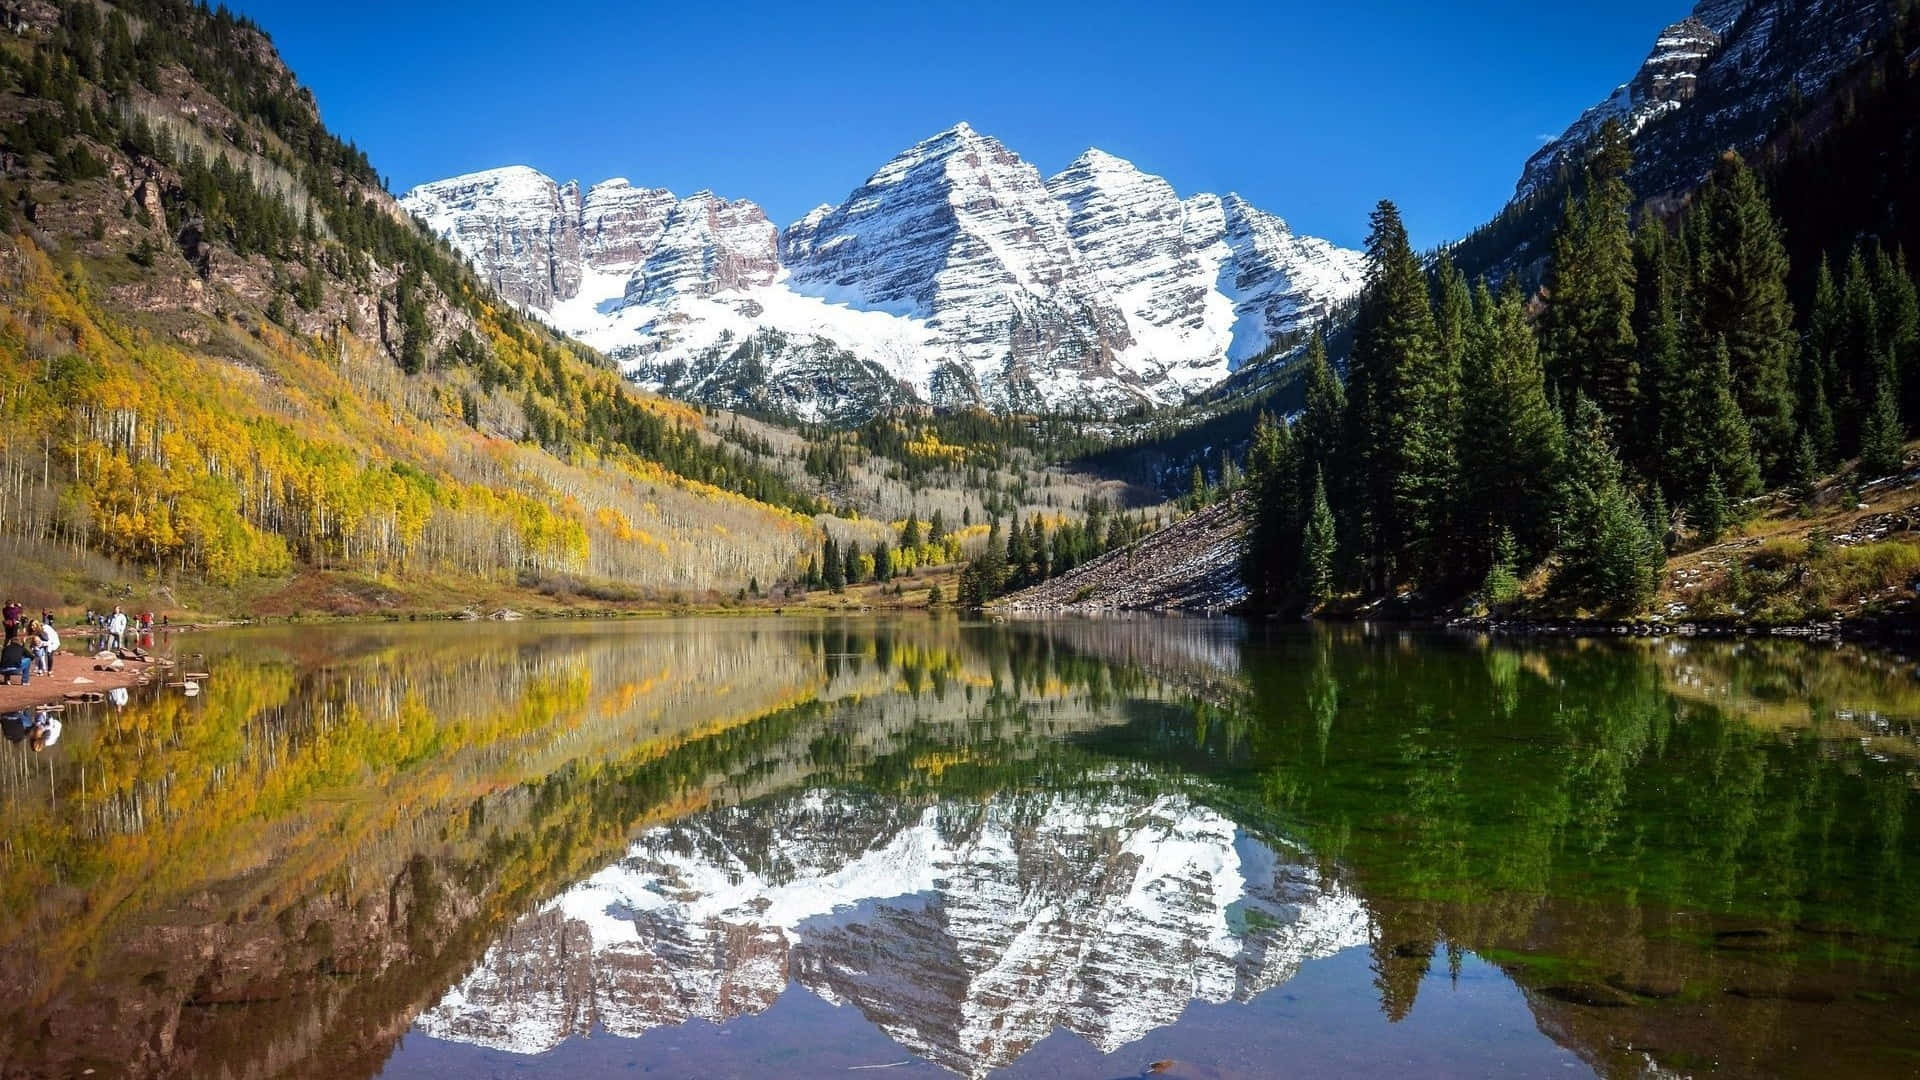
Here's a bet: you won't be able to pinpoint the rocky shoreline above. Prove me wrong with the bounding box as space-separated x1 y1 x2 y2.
0 646 191 714
1443 610 1917 650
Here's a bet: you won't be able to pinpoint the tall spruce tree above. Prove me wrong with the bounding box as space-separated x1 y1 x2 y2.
1691 155 1797 474
1860 377 1906 478
1298 327 1346 489
1344 200 1442 594
1632 222 1686 480
1837 245 1883 455
1460 282 1564 572
1871 246 1919 429
1802 254 1843 466
1790 433 1822 509
1543 119 1639 428
823 535 844 590
1434 257 1474 380
1300 467 1338 608
1242 412 1302 610
1695 470 1731 544
977 519 1007 598
1663 336 1762 526
1005 513 1029 588
1554 397 1662 614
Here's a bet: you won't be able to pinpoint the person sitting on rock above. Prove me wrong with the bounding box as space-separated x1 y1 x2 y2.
0 633 32 686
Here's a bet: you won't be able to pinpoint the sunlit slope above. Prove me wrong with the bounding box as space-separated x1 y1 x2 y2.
0 2 819 609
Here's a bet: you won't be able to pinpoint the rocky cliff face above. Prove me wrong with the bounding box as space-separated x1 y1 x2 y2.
415 786 1370 1076
785 124 1142 414
402 125 1363 421
1042 152 1364 394
625 191 780 304
1516 0 1890 204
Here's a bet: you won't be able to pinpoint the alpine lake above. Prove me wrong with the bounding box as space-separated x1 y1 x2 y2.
3 617 1918 1079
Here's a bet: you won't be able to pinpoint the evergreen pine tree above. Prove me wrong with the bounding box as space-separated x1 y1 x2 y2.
1644 485 1672 556
1837 246 1883 455
1796 358 1838 470
1543 119 1638 427
1633 223 1686 480
1242 412 1302 610
1802 254 1844 465
978 519 1007 597
1300 468 1337 608
1790 432 1822 511
1696 470 1730 544
822 536 842 588
1187 464 1209 509
395 268 431 375
1692 155 1798 473
1005 513 1030 587
1345 200 1441 594
1859 377 1906 478
1460 282 1564 572
1405 260 1466 586
1872 246 1920 429
1555 397 1662 613
1480 527 1521 609
1298 327 1345 472
1664 337 1761 520
1433 256 1474 379
956 563 981 609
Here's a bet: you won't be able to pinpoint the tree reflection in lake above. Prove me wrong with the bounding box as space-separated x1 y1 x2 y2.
0 619 1914 1079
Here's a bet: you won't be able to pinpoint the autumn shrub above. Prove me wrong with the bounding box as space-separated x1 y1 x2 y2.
1694 536 1920 621
1748 536 1809 571
1813 540 1920 607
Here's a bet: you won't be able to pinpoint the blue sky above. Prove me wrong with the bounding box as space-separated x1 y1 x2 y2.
232 0 1690 250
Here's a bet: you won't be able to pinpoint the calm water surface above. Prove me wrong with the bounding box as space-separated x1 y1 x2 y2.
2 618 1918 1079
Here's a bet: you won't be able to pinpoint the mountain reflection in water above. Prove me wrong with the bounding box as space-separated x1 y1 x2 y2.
0 618 1916 1080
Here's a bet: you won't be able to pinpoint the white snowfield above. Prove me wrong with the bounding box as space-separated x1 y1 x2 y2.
416 786 1372 1076
402 124 1365 419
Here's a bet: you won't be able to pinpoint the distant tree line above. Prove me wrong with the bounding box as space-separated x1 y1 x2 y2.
954 500 1156 608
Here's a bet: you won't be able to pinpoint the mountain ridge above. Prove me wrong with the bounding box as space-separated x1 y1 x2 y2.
403 124 1366 421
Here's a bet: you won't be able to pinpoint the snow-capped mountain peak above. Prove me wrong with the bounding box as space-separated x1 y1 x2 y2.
402 126 1366 421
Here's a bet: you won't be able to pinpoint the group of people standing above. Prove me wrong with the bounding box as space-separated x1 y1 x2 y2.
83 606 151 650
1 599 59 686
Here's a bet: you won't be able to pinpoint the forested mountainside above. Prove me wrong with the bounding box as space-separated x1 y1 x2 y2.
1452 0 1895 284
0 0 861 609
1236 0 1920 624
1095 0 1912 503
983 1 1920 625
